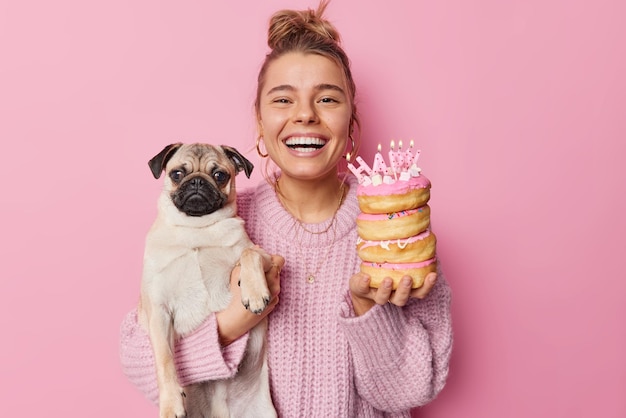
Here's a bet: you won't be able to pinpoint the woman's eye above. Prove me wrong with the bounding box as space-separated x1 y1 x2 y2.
273 98 290 104
169 170 185 183
319 97 338 103
213 171 229 185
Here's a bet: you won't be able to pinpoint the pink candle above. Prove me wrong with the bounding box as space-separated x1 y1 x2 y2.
388 140 399 179
372 144 388 174
408 140 421 167
388 140 397 175
346 153 365 183
397 140 407 170
355 156 374 176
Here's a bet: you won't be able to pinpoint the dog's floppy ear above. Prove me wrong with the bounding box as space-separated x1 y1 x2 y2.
148 143 183 179
222 145 254 179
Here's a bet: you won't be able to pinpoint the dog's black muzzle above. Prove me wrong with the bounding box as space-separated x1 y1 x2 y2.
172 176 227 217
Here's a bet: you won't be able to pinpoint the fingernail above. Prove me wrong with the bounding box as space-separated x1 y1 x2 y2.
402 277 412 287
429 274 437 284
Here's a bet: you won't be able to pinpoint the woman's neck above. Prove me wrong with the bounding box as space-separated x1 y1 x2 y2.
275 172 347 224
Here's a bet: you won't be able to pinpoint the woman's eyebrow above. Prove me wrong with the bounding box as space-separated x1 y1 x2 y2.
316 83 345 94
266 84 294 95
266 83 346 95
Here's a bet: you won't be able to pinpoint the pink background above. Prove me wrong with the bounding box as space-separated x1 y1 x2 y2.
1 0 624 417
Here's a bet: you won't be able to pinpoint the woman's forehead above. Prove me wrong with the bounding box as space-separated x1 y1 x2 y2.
263 52 347 93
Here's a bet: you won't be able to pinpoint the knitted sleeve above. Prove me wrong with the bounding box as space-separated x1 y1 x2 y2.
119 308 250 403
338 266 453 412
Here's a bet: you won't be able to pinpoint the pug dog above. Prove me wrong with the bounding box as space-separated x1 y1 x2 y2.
138 143 277 418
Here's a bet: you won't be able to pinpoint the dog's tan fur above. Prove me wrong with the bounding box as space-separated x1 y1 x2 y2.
138 143 276 418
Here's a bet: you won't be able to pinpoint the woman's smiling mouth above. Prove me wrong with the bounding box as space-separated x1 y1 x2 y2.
284 136 327 153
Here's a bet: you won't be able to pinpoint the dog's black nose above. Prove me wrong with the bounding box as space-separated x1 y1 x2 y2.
189 177 204 188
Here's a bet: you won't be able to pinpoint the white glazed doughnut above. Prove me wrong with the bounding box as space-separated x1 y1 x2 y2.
357 229 436 264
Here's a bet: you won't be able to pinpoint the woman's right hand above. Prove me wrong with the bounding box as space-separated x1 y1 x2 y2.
349 271 438 316
216 254 284 346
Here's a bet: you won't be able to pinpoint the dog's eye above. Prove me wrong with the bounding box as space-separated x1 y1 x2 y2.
169 170 185 183
213 170 229 185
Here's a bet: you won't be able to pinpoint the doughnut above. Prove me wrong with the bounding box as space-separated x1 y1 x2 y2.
357 188 430 214
356 206 431 241
357 229 436 264
357 175 430 214
360 258 437 289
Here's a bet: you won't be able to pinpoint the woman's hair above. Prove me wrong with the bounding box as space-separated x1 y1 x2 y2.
255 1 361 158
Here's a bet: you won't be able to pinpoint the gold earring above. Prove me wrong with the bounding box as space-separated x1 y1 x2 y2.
256 136 269 158
348 135 356 154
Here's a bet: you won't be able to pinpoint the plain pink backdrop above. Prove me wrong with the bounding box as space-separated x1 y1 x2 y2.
1 0 624 417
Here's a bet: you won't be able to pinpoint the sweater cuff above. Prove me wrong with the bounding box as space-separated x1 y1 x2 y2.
339 299 409 366
119 309 160 403
174 314 250 386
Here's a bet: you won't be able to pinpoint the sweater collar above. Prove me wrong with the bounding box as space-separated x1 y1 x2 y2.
255 175 359 248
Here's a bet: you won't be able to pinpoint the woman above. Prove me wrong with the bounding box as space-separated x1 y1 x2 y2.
120 2 452 416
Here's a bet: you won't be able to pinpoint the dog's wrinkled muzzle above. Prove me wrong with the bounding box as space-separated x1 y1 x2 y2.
172 177 226 217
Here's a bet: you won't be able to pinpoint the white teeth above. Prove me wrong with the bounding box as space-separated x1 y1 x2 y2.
285 137 326 146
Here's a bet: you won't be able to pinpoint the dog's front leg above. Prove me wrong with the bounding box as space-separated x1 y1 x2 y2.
239 248 272 314
148 306 187 418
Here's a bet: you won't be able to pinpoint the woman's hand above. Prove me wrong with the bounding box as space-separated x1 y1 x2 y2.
216 254 284 345
349 271 438 316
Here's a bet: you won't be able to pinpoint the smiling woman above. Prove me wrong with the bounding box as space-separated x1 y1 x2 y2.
119 1 452 416
257 52 353 196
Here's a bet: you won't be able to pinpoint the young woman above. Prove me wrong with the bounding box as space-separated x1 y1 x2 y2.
120 2 452 416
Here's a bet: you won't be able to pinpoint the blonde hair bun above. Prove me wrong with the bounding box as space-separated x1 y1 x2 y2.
268 1 340 51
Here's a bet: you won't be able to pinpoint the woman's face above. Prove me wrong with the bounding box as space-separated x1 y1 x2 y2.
257 52 352 181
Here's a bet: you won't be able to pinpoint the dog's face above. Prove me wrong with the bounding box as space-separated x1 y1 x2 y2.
148 143 254 217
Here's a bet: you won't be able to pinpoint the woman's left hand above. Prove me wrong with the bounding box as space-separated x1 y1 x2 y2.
349 272 438 316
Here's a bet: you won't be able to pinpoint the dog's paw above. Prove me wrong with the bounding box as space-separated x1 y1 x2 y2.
159 389 187 418
241 292 271 315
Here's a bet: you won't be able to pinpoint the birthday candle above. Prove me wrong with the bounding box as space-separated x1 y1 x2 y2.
372 144 388 174
355 156 373 176
402 140 410 169
388 140 396 175
408 140 422 177
397 139 407 171
408 140 421 167
345 153 365 183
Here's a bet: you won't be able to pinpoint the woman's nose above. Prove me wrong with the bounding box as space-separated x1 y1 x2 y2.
293 101 318 124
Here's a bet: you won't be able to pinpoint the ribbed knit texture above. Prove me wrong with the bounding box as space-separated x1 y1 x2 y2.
119 175 453 416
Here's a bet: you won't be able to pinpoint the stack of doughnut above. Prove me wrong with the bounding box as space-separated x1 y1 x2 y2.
352 145 437 289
